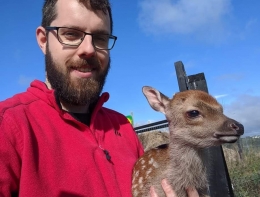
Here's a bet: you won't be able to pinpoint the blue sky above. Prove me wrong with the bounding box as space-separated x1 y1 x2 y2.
0 0 259 136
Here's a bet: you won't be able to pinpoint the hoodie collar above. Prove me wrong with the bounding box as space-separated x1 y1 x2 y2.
28 80 110 121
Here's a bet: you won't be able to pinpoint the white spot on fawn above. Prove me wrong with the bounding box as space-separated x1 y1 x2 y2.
139 177 143 184
135 170 139 177
153 161 159 168
132 184 137 189
148 157 154 164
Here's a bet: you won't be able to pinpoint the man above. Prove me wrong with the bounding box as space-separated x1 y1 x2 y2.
0 0 199 196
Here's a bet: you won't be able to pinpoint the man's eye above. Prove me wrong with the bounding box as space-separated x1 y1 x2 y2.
187 110 200 118
94 35 108 42
63 31 81 39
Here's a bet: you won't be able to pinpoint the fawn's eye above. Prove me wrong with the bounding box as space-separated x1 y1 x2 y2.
187 110 200 118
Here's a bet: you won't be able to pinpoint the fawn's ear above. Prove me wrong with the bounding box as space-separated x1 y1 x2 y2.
142 86 170 114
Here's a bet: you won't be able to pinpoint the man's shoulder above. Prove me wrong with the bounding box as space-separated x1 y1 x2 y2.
0 91 38 117
100 107 135 131
102 107 127 120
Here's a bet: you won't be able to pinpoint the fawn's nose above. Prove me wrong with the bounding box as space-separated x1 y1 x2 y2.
230 121 244 135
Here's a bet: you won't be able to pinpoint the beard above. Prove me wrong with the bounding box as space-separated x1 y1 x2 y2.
45 46 110 106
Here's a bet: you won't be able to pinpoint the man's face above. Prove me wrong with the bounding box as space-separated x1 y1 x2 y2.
45 0 111 106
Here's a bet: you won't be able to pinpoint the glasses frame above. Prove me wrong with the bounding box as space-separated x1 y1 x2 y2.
45 26 117 50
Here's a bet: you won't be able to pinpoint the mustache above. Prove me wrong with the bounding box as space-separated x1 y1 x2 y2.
68 57 101 69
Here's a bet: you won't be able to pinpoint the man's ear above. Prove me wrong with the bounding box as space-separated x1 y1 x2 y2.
36 26 47 54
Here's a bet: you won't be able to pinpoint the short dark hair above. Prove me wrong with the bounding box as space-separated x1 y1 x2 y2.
41 0 113 33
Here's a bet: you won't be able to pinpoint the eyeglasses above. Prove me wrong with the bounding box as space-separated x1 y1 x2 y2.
45 26 117 50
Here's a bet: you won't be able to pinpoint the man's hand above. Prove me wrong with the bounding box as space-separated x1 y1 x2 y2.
149 179 199 197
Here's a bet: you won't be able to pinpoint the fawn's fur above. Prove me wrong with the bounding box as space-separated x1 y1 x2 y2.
132 86 244 197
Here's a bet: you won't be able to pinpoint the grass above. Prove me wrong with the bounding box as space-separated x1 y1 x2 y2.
225 146 260 197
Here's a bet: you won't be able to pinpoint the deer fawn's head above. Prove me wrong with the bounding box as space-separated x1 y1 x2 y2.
142 86 244 148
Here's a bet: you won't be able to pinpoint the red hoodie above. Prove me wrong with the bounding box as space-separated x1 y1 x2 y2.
0 80 144 197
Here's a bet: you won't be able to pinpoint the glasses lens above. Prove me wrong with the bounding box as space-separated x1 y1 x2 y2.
93 35 115 50
58 28 84 45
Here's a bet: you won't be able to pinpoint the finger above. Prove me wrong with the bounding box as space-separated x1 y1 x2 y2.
150 186 159 197
186 188 199 197
161 179 177 197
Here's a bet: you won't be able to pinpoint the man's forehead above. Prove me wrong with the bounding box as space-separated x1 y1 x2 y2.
54 0 111 32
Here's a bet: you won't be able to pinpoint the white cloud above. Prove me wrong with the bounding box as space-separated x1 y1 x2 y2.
239 18 259 40
215 73 245 82
18 75 33 86
245 18 258 31
138 0 232 41
215 94 228 99
224 94 260 137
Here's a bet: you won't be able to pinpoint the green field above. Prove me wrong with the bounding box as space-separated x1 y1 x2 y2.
224 137 260 197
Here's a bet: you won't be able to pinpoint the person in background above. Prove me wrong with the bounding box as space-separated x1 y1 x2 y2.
0 0 199 196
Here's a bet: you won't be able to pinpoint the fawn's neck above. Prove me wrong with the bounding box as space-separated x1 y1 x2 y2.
168 141 208 190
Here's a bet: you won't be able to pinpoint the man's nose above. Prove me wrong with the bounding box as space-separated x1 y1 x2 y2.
77 35 96 58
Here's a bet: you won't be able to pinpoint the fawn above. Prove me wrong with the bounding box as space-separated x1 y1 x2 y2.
132 86 244 197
